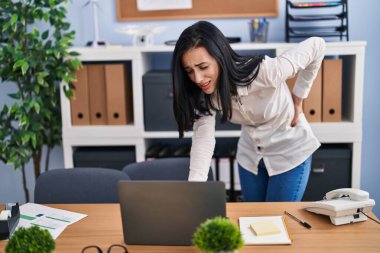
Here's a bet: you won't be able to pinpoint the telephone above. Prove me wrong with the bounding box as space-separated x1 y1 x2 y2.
301 188 376 225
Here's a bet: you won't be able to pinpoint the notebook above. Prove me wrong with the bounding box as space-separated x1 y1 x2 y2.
118 181 226 246
239 216 292 245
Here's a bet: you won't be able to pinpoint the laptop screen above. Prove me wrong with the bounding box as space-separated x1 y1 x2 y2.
118 181 226 246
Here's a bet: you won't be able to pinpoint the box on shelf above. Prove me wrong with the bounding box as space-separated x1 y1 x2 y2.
303 144 351 201
143 70 241 131
73 146 136 170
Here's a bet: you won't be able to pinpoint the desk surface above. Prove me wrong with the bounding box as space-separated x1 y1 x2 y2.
1 202 379 252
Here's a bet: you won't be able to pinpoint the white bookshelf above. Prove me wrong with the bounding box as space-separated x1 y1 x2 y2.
60 41 366 188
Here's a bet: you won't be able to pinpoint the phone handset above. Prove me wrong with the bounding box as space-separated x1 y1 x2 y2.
324 188 369 201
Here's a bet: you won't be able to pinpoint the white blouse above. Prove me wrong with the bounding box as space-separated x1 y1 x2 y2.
189 37 326 181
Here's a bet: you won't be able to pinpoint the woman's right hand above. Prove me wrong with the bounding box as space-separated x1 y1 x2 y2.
291 94 304 127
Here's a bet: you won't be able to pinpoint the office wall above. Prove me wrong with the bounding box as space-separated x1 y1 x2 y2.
1 0 379 216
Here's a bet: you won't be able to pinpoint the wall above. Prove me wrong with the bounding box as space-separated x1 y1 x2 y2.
0 0 379 216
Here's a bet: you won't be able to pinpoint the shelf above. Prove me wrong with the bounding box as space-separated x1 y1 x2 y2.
144 131 242 139
289 26 347 38
61 41 366 189
63 125 141 138
289 14 344 21
289 1 344 9
310 122 361 143
63 122 360 143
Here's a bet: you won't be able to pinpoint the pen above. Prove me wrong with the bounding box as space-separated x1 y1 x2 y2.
284 211 312 229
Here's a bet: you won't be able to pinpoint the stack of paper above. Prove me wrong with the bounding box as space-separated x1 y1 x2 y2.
16 203 87 239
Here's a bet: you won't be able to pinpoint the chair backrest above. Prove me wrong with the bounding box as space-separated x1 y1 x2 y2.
34 168 130 204
122 157 214 181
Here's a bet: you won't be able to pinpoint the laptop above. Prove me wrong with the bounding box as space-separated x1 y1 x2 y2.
118 181 226 246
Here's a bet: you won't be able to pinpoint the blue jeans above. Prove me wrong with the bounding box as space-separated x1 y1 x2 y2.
238 156 312 202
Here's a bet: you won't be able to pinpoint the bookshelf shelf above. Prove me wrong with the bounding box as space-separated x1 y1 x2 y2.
60 41 366 189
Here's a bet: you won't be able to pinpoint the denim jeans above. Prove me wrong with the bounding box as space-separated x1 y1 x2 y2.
238 156 312 202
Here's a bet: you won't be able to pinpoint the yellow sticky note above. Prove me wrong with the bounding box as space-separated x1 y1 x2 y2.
250 220 281 236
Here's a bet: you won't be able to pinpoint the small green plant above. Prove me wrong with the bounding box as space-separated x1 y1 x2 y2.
5 226 55 253
192 216 244 253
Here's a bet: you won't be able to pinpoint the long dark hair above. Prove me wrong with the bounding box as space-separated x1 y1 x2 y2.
172 21 264 138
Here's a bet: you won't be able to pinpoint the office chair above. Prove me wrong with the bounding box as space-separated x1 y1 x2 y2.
122 157 214 181
34 168 130 204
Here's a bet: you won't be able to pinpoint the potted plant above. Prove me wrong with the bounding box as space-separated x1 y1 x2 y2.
0 0 80 201
192 216 244 253
5 226 55 253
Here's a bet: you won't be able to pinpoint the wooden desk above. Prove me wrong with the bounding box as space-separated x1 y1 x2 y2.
1 203 379 252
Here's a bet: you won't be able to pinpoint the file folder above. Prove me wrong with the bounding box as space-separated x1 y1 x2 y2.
71 65 90 125
105 64 128 125
286 69 322 122
322 59 342 122
88 64 107 125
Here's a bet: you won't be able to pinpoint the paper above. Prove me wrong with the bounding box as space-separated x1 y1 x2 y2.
137 0 192 11
239 216 292 245
16 203 87 239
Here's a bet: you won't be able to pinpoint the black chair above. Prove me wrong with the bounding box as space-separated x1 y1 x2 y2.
122 157 214 181
34 168 130 204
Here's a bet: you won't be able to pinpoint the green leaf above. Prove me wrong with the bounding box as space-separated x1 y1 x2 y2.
33 102 41 114
10 14 18 25
70 59 81 69
13 59 25 70
63 85 74 98
43 12 48 22
42 30 49 40
31 134 37 149
10 103 20 114
54 50 61 59
22 134 30 144
8 92 21 100
62 22 70 31
19 115 28 127
37 75 44 85
21 62 29 75
1 104 9 114
33 26 40 37
69 51 80 57
2 22 10 32
34 85 40 94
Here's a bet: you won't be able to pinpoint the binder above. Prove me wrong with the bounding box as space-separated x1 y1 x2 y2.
286 69 322 122
322 59 342 122
88 64 107 125
71 65 90 125
304 68 322 122
105 64 128 125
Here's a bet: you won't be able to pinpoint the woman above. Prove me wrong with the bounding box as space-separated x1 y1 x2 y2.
171 21 325 201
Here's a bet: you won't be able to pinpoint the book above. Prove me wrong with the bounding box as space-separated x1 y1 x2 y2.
239 216 292 245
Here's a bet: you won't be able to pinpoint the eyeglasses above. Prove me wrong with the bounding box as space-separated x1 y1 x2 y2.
81 244 128 253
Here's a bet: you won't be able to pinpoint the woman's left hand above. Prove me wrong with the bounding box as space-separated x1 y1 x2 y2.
291 94 304 127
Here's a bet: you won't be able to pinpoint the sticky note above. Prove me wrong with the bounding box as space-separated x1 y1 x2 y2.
250 220 281 236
